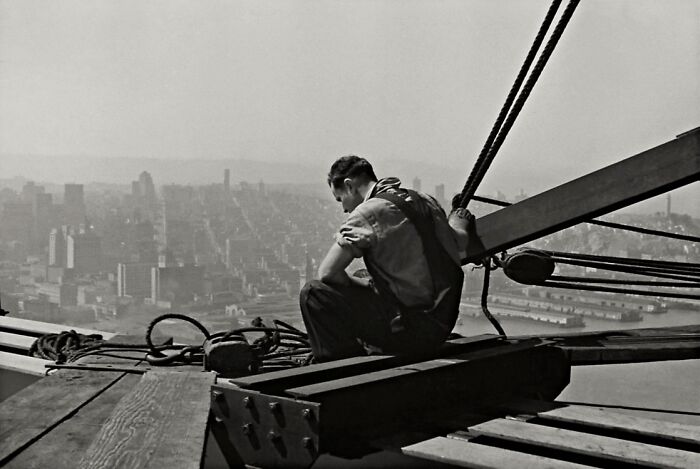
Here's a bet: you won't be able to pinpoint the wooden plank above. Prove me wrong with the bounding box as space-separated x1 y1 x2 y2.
0 370 126 465
0 316 114 339
4 374 143 469
78 370 215 469
0 332 35 351
0 350 49 376
536 405 700 450
229 334 501 392
468 418 700 468
403 436 593 469
467 129 700 261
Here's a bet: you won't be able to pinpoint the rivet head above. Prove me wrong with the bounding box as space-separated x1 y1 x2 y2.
268 402 281 412
301 408 312 419
212 390 224 402
302 437 313 449
267 430 280 441
242 423 253 435
242 396 253 408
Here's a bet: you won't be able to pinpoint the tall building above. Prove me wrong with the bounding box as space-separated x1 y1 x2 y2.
49 227 67 267
22 181 44 203
64 184 86 226
0 202 33 242
117 262 154 298
131 171 158 219
67 231 101 274
304 248 314 284
412 177 422 192
435 184 446 207
151 265 205 306
33 193 53 252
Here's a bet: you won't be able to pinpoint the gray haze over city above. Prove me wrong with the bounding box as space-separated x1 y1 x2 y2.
1 0 699 214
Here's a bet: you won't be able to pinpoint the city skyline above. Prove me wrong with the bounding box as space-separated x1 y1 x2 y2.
1 1 698 204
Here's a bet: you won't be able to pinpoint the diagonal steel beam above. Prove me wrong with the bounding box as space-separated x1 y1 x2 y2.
465 128 700 262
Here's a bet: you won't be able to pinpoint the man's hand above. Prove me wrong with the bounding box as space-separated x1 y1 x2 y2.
448 208 476 252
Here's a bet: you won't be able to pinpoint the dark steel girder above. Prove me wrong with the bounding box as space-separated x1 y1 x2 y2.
465 128 700 263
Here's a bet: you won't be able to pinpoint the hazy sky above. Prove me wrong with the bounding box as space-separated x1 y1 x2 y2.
1 0 698 195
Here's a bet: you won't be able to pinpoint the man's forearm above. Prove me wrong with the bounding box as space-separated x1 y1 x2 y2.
320 268 351 286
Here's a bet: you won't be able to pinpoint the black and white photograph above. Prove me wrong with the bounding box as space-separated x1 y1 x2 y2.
1 1 699 467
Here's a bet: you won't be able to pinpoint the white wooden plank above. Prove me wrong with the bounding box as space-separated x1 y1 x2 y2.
403 436 593 469
539 405 700 447
0 316 114 339
469 418 700 469
0 351 49 376
0 332 35 351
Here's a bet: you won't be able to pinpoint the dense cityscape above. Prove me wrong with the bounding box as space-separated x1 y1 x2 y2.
0 171 698 340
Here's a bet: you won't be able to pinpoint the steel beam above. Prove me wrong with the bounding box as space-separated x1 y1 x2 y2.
466 129 700 262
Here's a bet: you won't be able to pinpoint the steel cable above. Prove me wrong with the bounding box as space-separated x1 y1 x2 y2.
459 0 581 208
541 281 700 300
459 0 562 208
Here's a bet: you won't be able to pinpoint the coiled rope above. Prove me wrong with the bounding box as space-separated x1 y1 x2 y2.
29 330 105 364
145 314 312 372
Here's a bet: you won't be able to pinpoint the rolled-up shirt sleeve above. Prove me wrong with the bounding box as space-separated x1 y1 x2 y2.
335 210 376 258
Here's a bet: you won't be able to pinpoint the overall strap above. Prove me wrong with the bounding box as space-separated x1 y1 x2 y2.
373 189 454 299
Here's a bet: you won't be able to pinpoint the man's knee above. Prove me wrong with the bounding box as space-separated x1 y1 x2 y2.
300 279 326 304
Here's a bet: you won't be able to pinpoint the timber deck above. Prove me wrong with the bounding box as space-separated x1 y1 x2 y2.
0 319 699 468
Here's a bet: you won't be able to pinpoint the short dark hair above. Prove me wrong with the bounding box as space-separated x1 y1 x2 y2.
327 155 378 188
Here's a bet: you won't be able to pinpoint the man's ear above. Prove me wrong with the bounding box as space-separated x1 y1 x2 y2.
343 178 354 192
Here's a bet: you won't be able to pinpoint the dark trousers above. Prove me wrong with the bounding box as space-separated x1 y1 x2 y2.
299 280 396 362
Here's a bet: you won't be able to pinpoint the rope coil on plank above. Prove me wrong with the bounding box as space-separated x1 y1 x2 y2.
29 330 105 364
144 313 313 371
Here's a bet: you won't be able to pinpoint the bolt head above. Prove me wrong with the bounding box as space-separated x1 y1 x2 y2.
242 423 253 435
267 430 280 441
212 390 224 402
302 437 314 449
268 402 281 412
301 408 312 419
242 396 253 408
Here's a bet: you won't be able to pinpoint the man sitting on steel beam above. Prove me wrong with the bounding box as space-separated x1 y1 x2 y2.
300 155 474 361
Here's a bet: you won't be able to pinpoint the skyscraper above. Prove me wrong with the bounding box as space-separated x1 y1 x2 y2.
49 227 66 267
435 183 446 208
412 177 422 192
117 262 154 298
33 193 53 252
67 231 101 274
64 184 86 226
131 171 158 219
